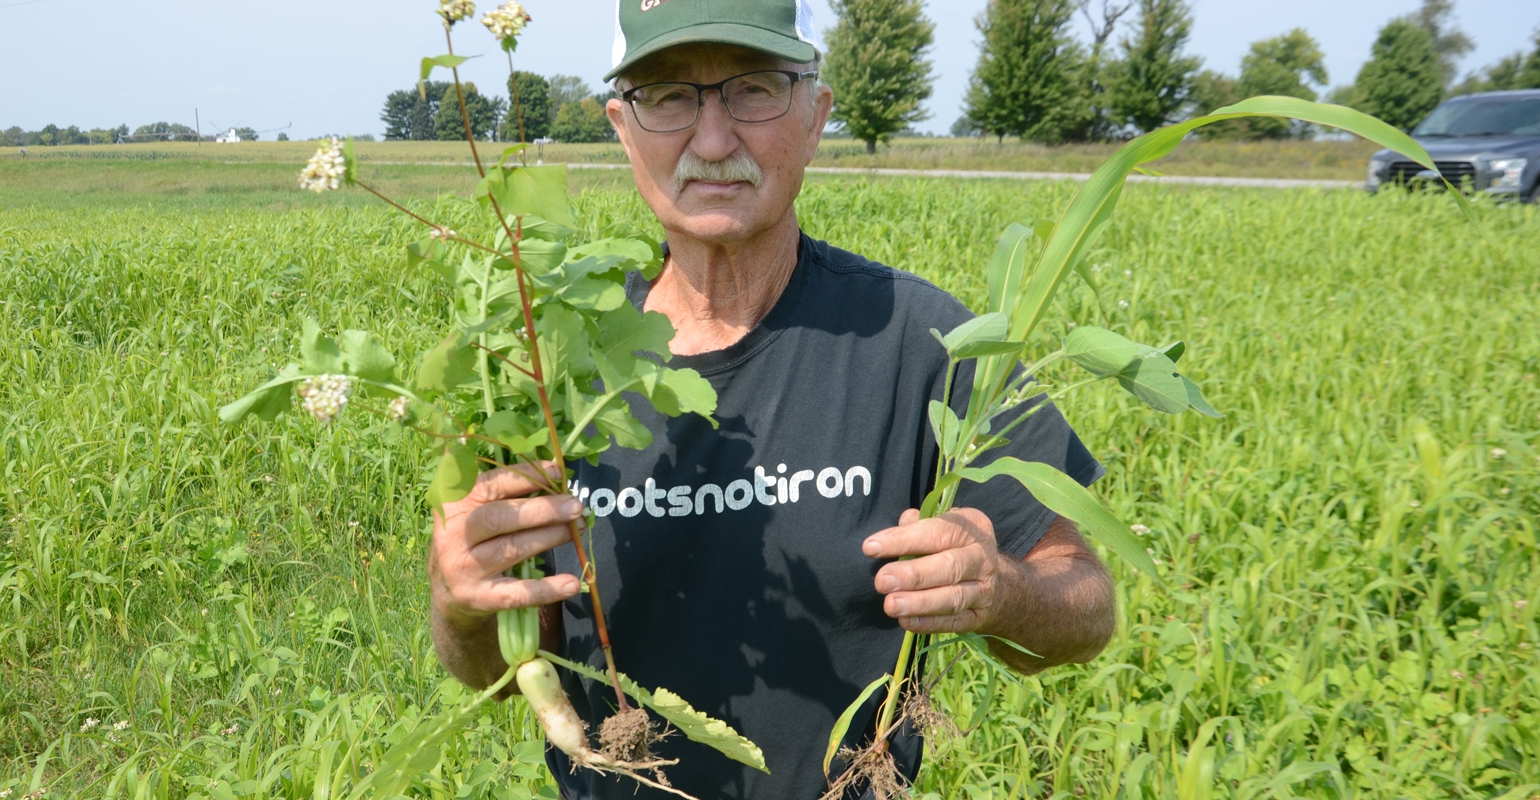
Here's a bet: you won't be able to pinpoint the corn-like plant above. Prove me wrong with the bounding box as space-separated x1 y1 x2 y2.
221 4 764 798
819 97 1489 798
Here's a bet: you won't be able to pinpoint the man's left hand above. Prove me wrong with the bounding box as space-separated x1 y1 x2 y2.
862 507 1002 634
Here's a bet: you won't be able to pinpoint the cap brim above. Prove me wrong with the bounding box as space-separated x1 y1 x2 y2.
605 22 816 83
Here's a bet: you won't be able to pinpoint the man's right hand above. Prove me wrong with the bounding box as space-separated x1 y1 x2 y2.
430 463 585 634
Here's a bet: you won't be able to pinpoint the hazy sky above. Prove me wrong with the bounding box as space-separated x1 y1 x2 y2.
1 0 1536 138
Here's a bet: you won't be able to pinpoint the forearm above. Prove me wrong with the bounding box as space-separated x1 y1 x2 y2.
978 519 1115 674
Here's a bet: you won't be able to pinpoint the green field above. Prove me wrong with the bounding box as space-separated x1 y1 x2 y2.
1 136 1383 181
1 157 1537 799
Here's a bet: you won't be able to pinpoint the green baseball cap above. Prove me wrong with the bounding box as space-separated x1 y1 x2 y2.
606 0 821 83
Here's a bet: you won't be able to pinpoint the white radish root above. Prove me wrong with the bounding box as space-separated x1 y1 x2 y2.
515 657 694 797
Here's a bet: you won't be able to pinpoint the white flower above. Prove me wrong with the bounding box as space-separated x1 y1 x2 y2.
1490 447 1507 459
428 227 456 241
297 374 353 424
439 0 475 24
1516 599 1530 610
80 717 100 732
299 138 346 193
388 395 412 423
1130 524 1151 536
1 788 12 798
1118 299 1130 309
113 720 130 731
221 723 240 736
482 1 531 40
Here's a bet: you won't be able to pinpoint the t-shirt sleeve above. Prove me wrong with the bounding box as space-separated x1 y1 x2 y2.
947 366 1105 559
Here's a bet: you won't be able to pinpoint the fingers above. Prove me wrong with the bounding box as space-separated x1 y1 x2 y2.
862 508 993 559
874 548 982 594
446 574 582 618
464 494 584 547
454 463 565 511
466 522 573 574
893 609 988 634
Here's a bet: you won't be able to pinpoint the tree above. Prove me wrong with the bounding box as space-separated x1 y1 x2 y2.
1106 0 1200 134
0 127 18 147
277 132 290 141
963 0 1087 144
1409 0 1474 88
131 121 197 141
823 0 936 154
434 84 507 141
233 127 259 141
1353 19 1442 130
548 75 592 122
550 97 614 143
382 82 452 141
1235 29 1328 139
503 71 552 141
1452 29 1540 95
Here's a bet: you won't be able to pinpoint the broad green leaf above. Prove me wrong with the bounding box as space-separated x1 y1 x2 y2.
218 366 301 424
1064 326 1144 376
592 401 653 450
515 214 573 242
985 224 1034 318
536 305 594 382
337 330 395 384
955 458 1163 584
651 688 769 773
929 400 961 456
597 303 677 363
1181 375 1223 418
567 236 660 273
649 366 718 423
951 339 1029 359
941 312 1009 352
556 276 627 311
1117 351 1187 414
482 411 547 456
506 238 566 275
300 320 344 374
822 674 891 777
919 472 965 518
498 165 574 229
416 334 476 394
407 239 457 285
963 666 998 734
426 443 479 510
496 143 529 167
419 54 472 85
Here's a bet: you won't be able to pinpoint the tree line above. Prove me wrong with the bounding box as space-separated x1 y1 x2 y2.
0 123 294 147
380 73 616 143
825 0 1540 151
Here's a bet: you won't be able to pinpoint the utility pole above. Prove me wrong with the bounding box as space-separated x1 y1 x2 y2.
195 108 201 146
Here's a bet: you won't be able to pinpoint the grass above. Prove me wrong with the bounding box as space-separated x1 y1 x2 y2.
1 158 1537 799
1 136 1382 181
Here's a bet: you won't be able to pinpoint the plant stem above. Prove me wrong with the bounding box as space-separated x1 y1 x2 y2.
874 629 917 748
444 30 485 178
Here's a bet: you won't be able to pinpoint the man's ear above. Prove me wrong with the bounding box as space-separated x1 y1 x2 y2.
606 98 635 159
805 85 834 165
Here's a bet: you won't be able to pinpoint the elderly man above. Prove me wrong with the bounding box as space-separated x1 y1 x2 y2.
430 1 1114 798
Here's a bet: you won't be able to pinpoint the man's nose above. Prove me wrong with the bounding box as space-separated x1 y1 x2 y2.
687 90 741 162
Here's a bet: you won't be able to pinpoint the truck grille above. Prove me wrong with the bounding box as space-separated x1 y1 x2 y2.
1387 160 1477 187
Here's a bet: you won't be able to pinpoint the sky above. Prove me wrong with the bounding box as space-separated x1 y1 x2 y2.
1 0 1536 139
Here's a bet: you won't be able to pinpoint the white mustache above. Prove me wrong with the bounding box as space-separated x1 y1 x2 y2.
672 149 764 191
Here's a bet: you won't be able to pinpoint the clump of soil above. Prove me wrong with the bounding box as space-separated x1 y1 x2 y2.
599 708 671 768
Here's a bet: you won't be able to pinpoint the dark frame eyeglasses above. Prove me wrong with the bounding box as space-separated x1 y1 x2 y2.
620 70 820 133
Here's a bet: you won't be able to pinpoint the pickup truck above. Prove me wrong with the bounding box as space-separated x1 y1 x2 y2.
1366 89 1540 203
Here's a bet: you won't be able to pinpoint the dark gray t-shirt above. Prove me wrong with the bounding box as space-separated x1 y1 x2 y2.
549 234 1101 800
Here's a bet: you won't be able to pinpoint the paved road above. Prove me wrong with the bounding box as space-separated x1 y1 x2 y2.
357 160 1361 190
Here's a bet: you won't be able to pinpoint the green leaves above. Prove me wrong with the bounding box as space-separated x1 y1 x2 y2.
426 442 478 510
823 674 890 777
955 458 1164 585
419 54 475 98
416 334 477 395
1064 326 1220 417
218 323 398 424
474 164 574 229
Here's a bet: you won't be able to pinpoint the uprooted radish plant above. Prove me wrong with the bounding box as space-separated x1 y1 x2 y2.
818 97 1491 799
220 2 765 797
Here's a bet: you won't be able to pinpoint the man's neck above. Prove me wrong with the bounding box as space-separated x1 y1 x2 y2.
644 214 801 356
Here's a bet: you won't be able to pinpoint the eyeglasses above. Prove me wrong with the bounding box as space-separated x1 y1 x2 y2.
620 70 819 133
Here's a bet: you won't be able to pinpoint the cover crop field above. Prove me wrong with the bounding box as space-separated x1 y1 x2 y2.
1 162 1537 799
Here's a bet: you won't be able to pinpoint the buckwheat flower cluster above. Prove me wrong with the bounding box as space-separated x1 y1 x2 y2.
482 1 531 40
388 395 412 423
297 374 353 424
299 138 345 193
439 0 475 24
